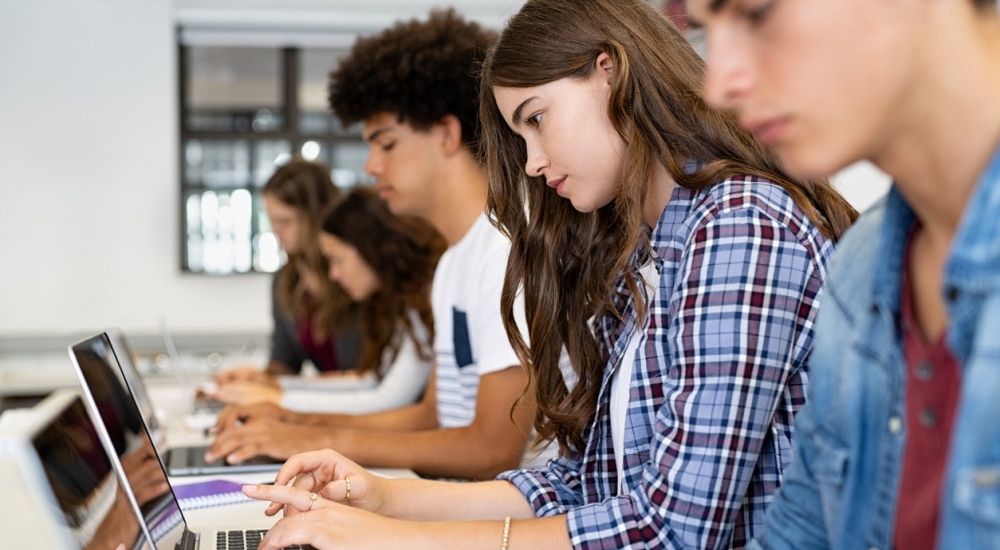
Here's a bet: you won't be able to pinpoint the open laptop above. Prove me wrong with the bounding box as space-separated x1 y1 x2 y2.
159 319 227 416
107 327 161 432
69 330 282 476
0 389 154 549
68 333 313 549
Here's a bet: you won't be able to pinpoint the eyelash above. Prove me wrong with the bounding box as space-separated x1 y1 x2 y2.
527 113 542 128
741 1 775 26
381 142 395 152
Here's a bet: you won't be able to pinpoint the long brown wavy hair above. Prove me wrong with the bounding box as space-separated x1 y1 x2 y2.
480 0 859 455
263 158 354 342
321 187 446 377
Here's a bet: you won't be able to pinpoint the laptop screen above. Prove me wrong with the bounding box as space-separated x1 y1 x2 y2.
107 328 160 433
70 333 188 548
31 395 149 549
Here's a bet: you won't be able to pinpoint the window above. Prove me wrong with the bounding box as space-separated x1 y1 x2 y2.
179 44 370 274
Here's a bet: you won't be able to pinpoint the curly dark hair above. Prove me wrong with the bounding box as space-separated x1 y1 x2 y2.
328 8 497 152
321 187 446 377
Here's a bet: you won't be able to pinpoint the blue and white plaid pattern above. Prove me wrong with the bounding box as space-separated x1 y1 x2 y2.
500 177 836 549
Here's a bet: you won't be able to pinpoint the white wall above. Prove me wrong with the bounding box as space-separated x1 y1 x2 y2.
0 0 271 339
0 0 890 343
832 161 891 214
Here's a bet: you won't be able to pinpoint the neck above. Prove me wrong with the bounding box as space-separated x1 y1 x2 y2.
874 6 1000 247
644 161 677 228
424 150 489 246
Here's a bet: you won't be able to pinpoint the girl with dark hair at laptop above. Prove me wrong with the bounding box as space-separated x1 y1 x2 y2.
213 158 363 395
212 186 446 414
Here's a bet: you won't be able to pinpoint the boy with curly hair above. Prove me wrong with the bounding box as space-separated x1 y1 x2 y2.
207 8 549 480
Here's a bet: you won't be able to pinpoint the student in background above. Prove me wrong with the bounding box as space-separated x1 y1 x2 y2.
688 0 1000 548
215 158 361 389
212 186 445 414
206 9 550 480
238 1 857 548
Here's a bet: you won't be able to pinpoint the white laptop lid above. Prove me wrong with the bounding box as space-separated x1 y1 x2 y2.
0 389 153 549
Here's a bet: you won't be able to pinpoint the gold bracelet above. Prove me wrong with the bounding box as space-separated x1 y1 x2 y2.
501 516 512 550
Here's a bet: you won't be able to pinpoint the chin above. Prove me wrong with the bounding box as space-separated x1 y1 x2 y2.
777 143 856 181
568 196 602 214
383 198 406 215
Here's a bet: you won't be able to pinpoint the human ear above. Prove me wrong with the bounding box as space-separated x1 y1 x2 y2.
595 51 615 81
437 114 464 156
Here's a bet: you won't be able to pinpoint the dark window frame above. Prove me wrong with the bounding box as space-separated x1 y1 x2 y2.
178 38 365 274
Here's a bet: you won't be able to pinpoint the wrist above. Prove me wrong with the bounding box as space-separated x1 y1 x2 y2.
319 427 346 456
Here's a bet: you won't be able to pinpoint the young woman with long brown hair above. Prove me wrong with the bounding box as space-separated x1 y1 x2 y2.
212 158 361 398
238 1 858 548
211 186 445 414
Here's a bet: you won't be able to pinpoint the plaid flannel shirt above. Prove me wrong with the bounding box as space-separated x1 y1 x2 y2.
499 177 836 549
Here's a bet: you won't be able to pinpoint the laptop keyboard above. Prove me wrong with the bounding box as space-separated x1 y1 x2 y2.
216 529 314 549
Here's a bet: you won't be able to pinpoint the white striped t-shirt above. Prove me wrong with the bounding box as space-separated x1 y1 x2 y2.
432 213 521 428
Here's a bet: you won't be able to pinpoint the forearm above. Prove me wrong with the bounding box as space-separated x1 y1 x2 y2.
404 515 571 550
265 360 295 376
329 423 527 480
282 357 429 414
281 371 377 392
298 398 438 431
382 479 535 521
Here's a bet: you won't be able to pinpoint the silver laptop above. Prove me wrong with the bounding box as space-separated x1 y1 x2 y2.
68 333 313 549
69 331 282 476
107 327 161 432
0 389 153 549
159 319 226 415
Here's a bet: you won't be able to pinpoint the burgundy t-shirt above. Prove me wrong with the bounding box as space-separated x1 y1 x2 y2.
296 300 340 373
893 226 962 550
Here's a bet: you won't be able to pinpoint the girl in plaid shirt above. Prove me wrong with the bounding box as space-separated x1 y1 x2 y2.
242 0 858 548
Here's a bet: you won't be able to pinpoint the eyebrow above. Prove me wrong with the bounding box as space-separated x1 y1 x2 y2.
709 0 730 12
686 0 729 28
364 127 391 143
510 96 539 127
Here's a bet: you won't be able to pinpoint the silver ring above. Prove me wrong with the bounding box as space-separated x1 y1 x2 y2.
307 492 317 511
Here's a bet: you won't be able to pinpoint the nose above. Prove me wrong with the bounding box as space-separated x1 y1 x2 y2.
523 140 549 178
364 149 380 177
702 26 754 111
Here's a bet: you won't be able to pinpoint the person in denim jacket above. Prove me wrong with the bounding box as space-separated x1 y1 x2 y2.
690 0 1000 547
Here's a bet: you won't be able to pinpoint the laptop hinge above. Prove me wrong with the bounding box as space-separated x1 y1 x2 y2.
176 528 199 550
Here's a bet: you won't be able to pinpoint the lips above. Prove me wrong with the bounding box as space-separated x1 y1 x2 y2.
546 176 566 195
744 117 790 146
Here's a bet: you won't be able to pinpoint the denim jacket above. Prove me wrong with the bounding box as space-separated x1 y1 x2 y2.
750 147 1000 550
